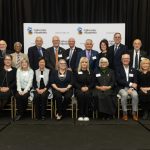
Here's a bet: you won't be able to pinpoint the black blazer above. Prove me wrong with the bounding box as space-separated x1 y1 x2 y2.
108 43 128 70
28 46 46 70
116 65 137 91
45 46 66 70
129 49 147 68
65 47 82 72
0 49 12 70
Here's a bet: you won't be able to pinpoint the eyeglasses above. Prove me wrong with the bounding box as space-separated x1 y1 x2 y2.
4 59 11 61
60 63 66 65
114 36 121 39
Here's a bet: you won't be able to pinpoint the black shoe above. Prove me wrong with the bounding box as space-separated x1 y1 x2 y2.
142 111 148 120
15 115 22 121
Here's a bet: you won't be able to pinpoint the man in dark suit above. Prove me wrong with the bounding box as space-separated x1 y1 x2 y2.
108 33 128 70
116 53 138 121
28 36 46 70
76 39 98 71
45 35 66 70
0 40 12 70
65 37 82 72
129 39 147 70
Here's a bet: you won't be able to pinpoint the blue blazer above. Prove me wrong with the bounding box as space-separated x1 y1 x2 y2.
116 65 137 91
76 50 98 71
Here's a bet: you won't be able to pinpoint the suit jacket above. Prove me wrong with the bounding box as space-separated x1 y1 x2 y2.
28 46 46 70
0 49 12 70
108 43 128 70
45 46 66 70
116 65 137 91
65 47 82 72
11 52 29 68
76 49 98 71
129 49 147 69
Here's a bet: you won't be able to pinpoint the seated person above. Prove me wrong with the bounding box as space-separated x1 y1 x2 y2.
116 53 138 121
15 58 34 120
93 57 116 120
50 59 73 120
137 58 150 120
0 55 16 109
74 57 94 121
33 57 51 120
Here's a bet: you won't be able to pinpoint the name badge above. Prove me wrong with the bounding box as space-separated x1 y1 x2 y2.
129 74 134 77
66 56 70 60
96 73 101 77
58 54 62 58
59 74 65 77
40 75 44 78
92 56 96 60
7 68 12 72
78 71 83 75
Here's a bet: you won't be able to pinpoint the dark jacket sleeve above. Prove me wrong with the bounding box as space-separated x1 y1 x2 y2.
33 71 38 89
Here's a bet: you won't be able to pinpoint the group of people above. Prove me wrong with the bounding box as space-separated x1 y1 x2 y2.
0 32 150 122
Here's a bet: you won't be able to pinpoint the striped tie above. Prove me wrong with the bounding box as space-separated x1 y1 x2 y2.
16 54 21 68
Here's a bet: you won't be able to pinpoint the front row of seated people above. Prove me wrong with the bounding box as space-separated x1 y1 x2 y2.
0 54 150 121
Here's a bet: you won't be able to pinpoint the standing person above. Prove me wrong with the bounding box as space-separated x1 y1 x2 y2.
0 55 16 109
116 53 138 121
76 39 98 71
0 40 12 70
11 42 28 69
65 37 82 72
33 57 50 120
74 57 94 121
45 36 66 70
93 57 116 120
28 36 46 70
96 39 110 69
129 39 147 70
137 59 150 120
108 33 128 70
15 58 34 120
50 59 73 120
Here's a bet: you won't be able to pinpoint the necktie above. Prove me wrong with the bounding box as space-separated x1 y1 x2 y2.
69 49 73 66
114 46 118 55
38 48 43 56
135 52 138 70
16 54 21 68
55 48 58 69
87 51 91 60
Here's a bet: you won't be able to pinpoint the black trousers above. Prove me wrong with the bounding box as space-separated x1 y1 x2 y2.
16 92 30 116
34 90 49 118
75 90 91 117
53 89 73 116
0 90 11 109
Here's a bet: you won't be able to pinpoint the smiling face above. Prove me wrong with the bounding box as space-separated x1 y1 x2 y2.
85 39 93 51
140 59 150 71
39 59 45 70
0 40 7 50
114 33 122 45
81 58 88 70
4 55 12 67
133 39 142 50
121 54 130 66
68 38 75 48
35 37 43 48
58 59 67 70
14 42 22 53
52 36 60 48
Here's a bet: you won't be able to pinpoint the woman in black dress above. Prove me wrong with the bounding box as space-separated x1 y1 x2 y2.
74 57 94 121
93 57 116 119
137 58 150 120
50 59 73 120
0 54 16 109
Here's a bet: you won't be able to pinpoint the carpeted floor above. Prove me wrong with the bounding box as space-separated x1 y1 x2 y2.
0 117 150 150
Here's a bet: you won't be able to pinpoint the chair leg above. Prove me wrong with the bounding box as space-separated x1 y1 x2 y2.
51 99 53 119
118 99 120 119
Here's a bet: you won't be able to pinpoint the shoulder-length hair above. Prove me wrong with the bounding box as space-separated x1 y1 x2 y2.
57 59 68 71
139 58 150 72
78 57 90 73
19 58 30 70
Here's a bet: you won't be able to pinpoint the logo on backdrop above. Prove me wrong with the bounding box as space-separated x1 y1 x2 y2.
27 27 33 35
77 27 83 35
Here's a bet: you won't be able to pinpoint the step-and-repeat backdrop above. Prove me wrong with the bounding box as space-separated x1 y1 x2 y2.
24 23 125 54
